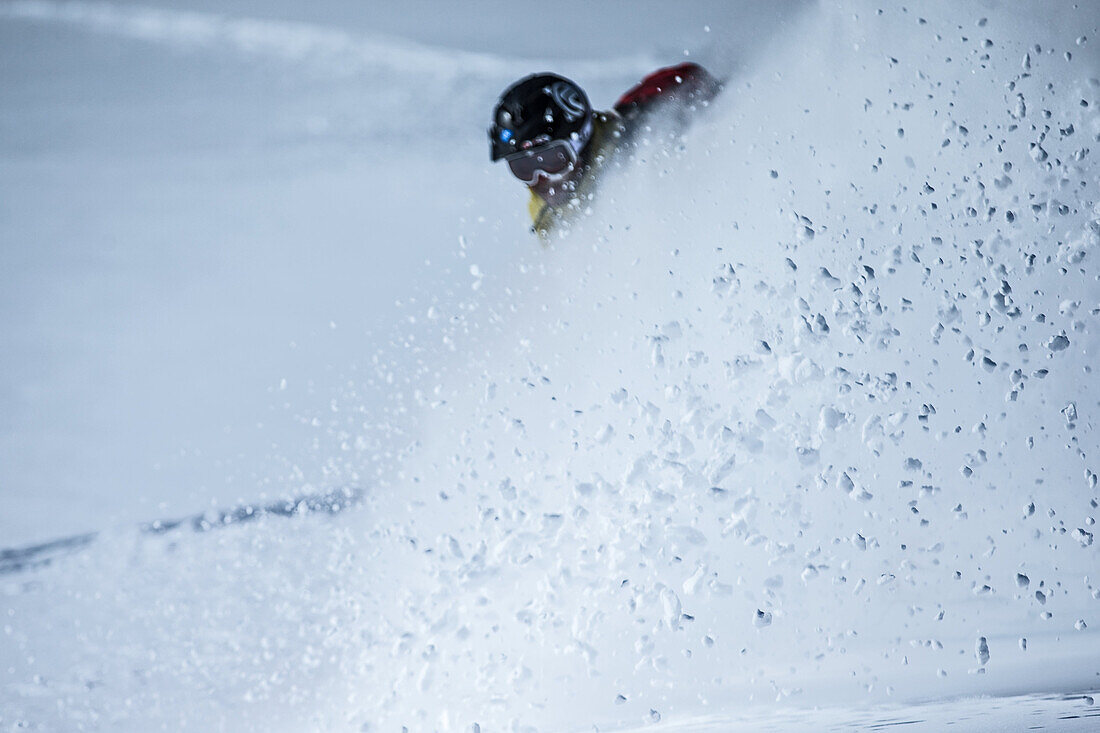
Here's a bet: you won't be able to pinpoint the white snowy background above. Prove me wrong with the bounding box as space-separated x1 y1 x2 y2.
1 0 1099 730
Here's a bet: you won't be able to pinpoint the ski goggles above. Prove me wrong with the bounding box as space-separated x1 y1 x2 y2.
504 139 580 184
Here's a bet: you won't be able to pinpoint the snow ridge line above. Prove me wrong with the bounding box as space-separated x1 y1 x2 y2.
0 0 653 81
0 486 364 575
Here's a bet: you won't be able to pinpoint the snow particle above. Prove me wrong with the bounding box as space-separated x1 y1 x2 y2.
1046 333 1070 352
976 636 990 666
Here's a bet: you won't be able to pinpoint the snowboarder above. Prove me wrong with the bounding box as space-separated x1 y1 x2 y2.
489 63 721 238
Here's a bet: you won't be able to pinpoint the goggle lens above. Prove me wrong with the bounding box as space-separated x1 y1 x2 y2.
506 142 577 184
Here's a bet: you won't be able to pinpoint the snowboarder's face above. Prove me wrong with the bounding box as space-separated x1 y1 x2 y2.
509 145 580 205
527 168 578 206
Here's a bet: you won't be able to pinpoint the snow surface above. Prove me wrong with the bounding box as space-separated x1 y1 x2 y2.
2 0 1099 731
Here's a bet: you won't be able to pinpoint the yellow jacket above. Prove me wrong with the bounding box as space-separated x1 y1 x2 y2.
528 111 625 239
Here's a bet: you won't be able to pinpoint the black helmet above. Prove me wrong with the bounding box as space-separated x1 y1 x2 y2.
489 73 593 162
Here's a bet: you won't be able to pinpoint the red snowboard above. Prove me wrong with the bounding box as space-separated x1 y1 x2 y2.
613 62 722 121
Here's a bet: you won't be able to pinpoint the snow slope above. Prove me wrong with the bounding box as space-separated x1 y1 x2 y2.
2 0 1099 731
